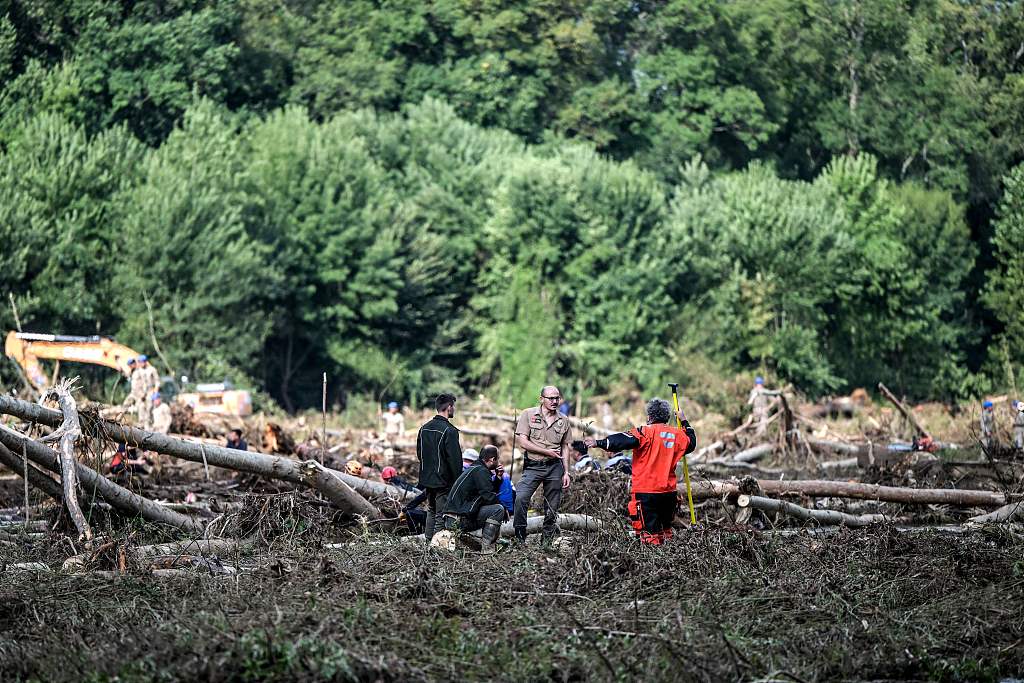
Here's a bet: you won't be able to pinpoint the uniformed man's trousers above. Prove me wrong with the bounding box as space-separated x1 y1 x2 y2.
513 459 564 542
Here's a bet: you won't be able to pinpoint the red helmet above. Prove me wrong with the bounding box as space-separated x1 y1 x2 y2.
381 466 397 480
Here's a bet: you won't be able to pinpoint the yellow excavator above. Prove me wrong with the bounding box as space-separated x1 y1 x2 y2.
4 331 252 416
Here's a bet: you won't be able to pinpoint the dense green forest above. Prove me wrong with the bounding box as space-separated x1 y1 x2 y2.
1 0 1022 409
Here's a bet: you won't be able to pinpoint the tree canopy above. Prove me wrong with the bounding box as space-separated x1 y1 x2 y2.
1 0 1021 407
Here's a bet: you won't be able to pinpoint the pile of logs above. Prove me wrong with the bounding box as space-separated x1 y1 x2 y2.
0 386 1021 571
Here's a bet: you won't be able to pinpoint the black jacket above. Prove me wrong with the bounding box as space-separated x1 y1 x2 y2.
416 415 463 490
444 461 501 516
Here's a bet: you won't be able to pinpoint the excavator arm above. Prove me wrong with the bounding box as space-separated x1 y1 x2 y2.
5 332 139 391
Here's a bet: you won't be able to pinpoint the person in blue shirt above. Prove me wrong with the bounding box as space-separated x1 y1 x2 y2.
495 465 515 516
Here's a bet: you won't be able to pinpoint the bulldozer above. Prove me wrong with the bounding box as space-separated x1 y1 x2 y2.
4 331 252 416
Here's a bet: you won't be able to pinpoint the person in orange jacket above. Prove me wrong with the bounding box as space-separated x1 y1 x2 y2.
583 398 696 545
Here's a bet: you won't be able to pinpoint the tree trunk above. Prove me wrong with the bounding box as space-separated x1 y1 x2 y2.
0 425 202 531
40 381 93 542
877 382 931 439
0 440 65 503
688 478 1011 508
733 443 774 463
0 395 381 519
737 494 885 527
969 502 1024 524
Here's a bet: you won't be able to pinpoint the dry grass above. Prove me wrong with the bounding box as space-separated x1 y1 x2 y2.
1 489 1022 683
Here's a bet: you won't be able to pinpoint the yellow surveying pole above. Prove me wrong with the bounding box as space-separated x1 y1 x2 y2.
668 383 697 525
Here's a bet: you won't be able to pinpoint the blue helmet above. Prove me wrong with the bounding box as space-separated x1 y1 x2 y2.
755 376 764 385
137 354 148 362
151 391 161 401
387 401 399 409
983 400 993 408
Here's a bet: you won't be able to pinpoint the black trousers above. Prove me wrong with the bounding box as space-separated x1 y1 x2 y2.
630 492 678 535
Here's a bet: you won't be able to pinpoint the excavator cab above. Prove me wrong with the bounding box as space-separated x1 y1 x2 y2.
177 382 252 417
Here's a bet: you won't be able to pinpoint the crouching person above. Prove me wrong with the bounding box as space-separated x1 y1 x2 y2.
584 398 696 545
442 445 505 553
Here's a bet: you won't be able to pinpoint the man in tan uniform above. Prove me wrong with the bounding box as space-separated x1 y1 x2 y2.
121 358 145 417
747 376 773 436
150 392 172 435
513 385 571 544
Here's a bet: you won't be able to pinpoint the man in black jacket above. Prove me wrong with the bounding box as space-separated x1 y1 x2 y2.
443 445 504 553
416 392 463 541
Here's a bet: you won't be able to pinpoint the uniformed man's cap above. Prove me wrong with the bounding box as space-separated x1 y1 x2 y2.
983 400 993 408
137 354 148 362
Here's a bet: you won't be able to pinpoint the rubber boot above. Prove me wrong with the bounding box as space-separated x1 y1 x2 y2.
424 510 436 542
479 519 502 554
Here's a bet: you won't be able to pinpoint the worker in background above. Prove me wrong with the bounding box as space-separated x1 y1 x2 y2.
443 445 505 553
572 450 602 474
605 452 632 475
747 376 772 436
980 400 995 449
584 398 696 545
110 443 147 478
226 428 248 451
382 466 414 492
137 354 160 395
382 401 405 443
513 385 571 546
1014 401 1024 449
416 393 463 542
150 392 172 434
384 467 428 533
494 459 515 517
122 358 145 418
462 448 479 469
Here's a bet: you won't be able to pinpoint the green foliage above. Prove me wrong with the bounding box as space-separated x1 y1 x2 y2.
0 113 143 330
0 1 1019 405
111 101 275 383
983 164 1024 382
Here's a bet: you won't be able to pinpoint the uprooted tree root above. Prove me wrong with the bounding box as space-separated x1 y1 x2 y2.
2 515 1022 682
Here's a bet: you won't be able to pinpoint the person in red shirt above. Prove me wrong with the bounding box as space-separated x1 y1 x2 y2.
583 398 696 544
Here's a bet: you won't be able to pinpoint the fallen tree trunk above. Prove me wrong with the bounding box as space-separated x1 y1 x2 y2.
0 395 380 520
0 425 201 532
818 457 859 471
878 382 931 439
690 440 724 463
40 382 92 542
737 494 886 528
457 427 509 440
807 438 870 456
733 443 774 463
499 513 601 538
688 478 1013 507
969 502 1024 524
0 440 66 503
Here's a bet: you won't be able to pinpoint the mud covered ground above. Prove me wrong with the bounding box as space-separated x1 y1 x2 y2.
1 488 1023 683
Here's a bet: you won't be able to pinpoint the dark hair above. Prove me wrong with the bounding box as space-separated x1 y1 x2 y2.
435 393 457 412
480 445 499 461
646 398 671 424
229 428 243 438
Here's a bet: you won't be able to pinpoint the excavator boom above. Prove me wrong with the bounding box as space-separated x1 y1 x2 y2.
5 332 137 390
4 331 252 417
